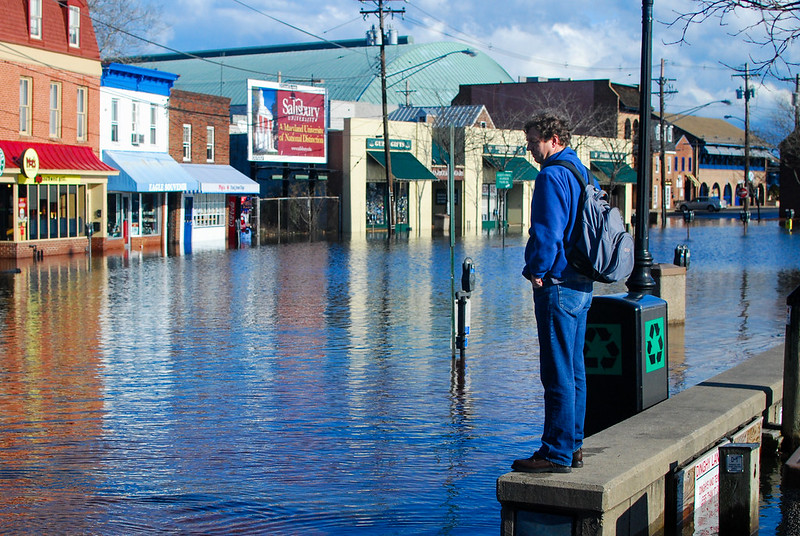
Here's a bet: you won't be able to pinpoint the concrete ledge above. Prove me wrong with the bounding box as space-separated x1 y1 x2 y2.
498 345 784 528
653 263 686 324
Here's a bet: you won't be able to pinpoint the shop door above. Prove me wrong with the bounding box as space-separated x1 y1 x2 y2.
122 194 130 247
184 197 193 254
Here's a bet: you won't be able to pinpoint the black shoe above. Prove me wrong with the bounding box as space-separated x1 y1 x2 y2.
512 455 571 474
572 448 583 469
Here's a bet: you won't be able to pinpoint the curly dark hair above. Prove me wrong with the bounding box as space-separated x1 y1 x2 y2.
523 114 572 147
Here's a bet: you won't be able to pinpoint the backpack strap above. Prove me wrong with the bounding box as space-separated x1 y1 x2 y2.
542 159 589 189
540 159 590 257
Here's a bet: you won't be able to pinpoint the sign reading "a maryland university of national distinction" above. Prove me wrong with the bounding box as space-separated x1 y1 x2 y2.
247 79 327 164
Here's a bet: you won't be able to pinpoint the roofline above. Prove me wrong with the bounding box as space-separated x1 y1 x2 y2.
102 62 180 82
129 36 413 63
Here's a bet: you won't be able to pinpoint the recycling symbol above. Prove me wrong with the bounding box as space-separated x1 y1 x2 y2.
645 318 665 373
584 324 622 376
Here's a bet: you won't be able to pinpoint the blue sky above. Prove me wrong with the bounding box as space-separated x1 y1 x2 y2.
145 0 798 139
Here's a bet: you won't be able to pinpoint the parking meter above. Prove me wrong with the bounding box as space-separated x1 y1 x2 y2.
461 257 475 294
455 257 475 358
673 244 690 268
740 210 751 223
682 210 695 223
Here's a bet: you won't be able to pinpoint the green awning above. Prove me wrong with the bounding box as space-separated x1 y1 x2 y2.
367 151 437 181
591 160 638 184
483 156 539 181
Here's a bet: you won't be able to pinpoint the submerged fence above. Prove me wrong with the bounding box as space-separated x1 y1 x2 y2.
257 196 340 243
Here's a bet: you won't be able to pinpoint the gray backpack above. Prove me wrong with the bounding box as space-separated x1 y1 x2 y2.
543 160 634 284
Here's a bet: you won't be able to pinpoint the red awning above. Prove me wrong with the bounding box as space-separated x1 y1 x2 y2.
0 140 117 176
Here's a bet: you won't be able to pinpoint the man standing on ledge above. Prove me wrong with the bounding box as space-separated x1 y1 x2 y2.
513 114 593 474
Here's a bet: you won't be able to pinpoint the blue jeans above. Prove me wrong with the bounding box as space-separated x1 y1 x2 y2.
533 280 593 466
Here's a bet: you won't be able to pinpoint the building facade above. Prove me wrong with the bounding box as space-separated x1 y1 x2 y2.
100 63 187 255
0 0 117 259
665 114 773 208
167 89 258 252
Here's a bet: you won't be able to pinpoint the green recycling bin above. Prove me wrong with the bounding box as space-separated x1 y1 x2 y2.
583 293 669 436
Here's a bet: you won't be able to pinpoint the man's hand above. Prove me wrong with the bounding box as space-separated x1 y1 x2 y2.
531 278 544 290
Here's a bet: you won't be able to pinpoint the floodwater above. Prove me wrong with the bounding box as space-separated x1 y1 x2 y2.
0 216 798 535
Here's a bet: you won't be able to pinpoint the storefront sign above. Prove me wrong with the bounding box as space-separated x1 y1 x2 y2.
366 138 412 151
21 148 39 180
247 79 327 164
0 147 5 176
591 150 627 161
18 174 82 185
431 165 464 181
484 144 525 156
148 182 189 192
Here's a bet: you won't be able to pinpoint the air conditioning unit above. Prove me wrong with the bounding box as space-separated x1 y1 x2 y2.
131 133 140 145
138 134 145 144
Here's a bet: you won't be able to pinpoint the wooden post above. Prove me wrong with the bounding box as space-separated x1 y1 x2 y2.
783 286 800 452
719 443 760 535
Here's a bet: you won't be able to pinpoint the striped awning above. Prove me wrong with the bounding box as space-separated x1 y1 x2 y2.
685 173 700 187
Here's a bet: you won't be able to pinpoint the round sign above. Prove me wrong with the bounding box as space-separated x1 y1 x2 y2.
21 148 39 180
737 186 747 199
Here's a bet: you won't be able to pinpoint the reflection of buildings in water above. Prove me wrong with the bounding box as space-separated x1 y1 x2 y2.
0 259 105 527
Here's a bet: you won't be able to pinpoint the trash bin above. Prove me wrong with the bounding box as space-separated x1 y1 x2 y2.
583 293 669 436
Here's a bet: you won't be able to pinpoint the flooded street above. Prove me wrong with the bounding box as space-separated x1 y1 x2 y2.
0 218 798 534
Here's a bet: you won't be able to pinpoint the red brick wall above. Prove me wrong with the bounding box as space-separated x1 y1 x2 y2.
0 238 94 259
0 60 102 150
168 89 231 164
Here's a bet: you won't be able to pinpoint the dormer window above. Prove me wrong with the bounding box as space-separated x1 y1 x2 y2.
29 0 42 39
68 5 80 47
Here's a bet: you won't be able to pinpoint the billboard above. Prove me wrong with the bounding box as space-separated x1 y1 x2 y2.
247 80 327 164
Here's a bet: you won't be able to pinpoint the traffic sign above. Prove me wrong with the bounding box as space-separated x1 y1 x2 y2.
495 171 513 189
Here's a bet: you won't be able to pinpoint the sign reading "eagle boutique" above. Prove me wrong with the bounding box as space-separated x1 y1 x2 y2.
247 79 327 164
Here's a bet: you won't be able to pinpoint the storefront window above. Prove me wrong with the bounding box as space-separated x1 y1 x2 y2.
49 185 58 238
367 183 386 226
192 194 224 227
18 184 86 240
107 193 122 238
131 195 140 236
141 194 159 235
39 186 48 239
395 183 409 226
482 184 498 222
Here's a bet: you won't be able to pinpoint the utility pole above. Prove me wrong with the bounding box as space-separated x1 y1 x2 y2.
780 74 800 131
397 80 416 106
796 74 800 131
734 63 756 222
655 58 677 226
360 0 405 237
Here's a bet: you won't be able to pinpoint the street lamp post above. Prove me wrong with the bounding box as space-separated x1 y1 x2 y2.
627 0 657 296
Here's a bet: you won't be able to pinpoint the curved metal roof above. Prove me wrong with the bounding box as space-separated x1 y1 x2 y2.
133 39 513 108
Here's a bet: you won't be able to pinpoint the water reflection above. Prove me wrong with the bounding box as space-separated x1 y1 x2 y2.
0 219 797 534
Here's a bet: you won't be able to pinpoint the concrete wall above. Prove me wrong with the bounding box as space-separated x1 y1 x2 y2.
498 345 784 536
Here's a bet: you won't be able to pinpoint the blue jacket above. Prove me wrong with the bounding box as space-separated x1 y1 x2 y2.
522 147 590 283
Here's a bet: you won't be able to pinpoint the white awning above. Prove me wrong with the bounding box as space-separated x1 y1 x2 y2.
180 164 260 194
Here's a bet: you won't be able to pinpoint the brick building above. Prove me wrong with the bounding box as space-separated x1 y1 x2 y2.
0 0 117 258
166 89 258 252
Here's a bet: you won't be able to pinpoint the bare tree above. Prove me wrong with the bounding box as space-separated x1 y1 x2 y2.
88 0 165 60
667 1 800 76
